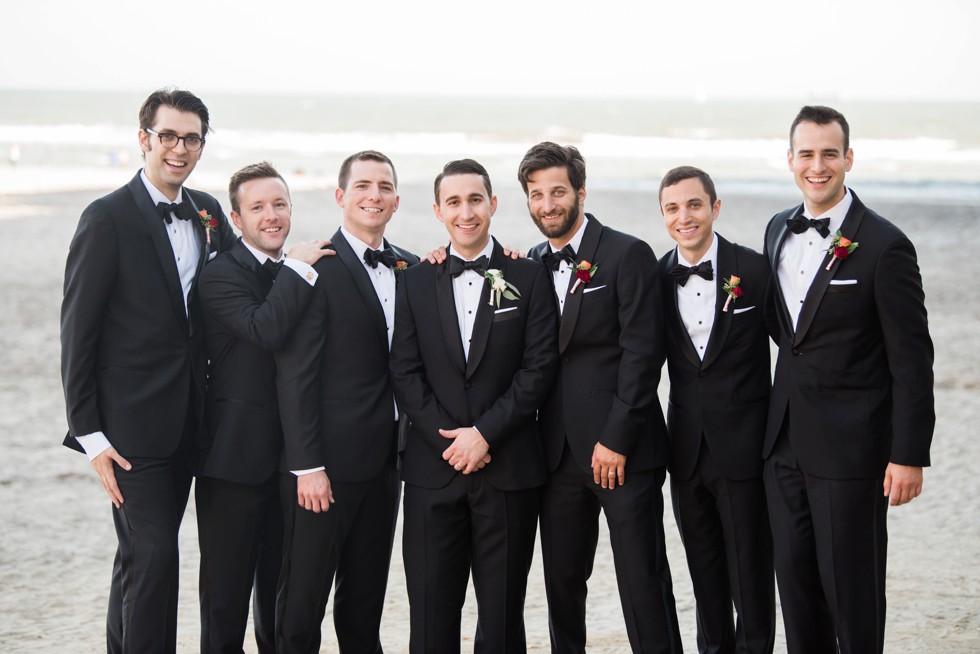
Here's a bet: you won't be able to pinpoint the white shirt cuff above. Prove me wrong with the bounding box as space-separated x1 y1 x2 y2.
283 259 318 286
75 431 111 461
292 466 325 476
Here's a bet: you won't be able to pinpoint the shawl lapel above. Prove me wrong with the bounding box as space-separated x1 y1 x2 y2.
332 229 390 357
559 215 602 353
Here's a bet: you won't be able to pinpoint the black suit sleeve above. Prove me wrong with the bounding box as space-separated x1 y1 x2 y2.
601 238 663 456
875 235 934 466
474 266 559 448
389 272 463 458
275 281 329 471
61 201 117 438
199 262 314 351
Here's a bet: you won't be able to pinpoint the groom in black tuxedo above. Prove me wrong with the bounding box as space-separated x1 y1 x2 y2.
274 151 419 653
195 162 332 653
520 142 683 653
763 106 935 653
658 166 775 654
61 88 235 653
389 159 558 653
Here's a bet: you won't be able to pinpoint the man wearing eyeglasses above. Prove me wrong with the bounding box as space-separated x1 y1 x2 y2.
61 88 234 653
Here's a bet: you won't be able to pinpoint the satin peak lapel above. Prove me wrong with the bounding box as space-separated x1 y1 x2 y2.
127 174 188 331
701 235 735 370
435 257 467 375
769 205 800 338
794 197 867 346
665 248 701 368
559 216 601 352
332 229 390 356
465 243 503 379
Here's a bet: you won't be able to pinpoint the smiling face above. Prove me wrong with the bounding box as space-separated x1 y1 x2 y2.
434 173 495 259
335 159 399 248
660 176 719 263
789 119 853 216
138 105 204 200
231 176 291 259
525 166 585 247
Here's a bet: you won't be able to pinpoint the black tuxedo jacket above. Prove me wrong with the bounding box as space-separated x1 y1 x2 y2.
659 234 771 481
195 239 316 485
389 240 559 491
763 191 935 479
528 215 669 474
276 229 419 482
61 171 234 457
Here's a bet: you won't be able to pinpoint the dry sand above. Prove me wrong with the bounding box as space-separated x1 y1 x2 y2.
1 181 977 652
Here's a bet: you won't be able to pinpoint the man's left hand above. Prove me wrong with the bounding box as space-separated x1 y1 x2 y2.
592 442 626 489
440 427 490 474
883 462 923 506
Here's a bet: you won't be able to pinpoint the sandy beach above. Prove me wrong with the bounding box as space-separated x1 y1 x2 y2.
1 179 977 653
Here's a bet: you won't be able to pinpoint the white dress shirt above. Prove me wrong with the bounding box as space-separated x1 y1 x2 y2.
549 216 589 315
777 189 852 330
450 240 495 361
675 235 718 360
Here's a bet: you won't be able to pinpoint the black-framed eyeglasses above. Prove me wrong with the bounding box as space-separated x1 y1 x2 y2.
144 128 206 151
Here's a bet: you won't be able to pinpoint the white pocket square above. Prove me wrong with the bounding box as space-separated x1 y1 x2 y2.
733 305 756 314
829 279 857 285
582 284 607 293
207 251 218 262
494 307 518 314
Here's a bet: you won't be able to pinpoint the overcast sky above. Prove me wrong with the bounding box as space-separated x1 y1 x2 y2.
4 0 978 101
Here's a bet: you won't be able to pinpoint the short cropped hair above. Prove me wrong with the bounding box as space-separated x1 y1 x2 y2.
138 87 211 137
517 142 587 195
338 150 398 190
228 161 289 214
433 159 492 204
790 105 850 153
658 165 717 207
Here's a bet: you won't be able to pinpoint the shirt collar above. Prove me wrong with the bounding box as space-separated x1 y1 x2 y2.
241 239 283 265
676 231 718 268
139 168 183 205
550 215 589 256
803 187 852 236
341 226 384 265
449 238 494 263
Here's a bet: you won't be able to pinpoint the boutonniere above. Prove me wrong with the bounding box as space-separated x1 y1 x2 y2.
722 275 743 312
394 260 409 273
569 260 598 294
484 268 521 308
825 230 858 270
198 210 218 246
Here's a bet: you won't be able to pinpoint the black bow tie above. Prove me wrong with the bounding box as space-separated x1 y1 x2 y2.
363 247 398 269
156 201 197 224
449 255 488 277
670 260 713 286
541 244 577 271
263 259 284 277
786 214 831 239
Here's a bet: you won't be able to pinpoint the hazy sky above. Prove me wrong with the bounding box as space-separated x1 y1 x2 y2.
4 0 978 100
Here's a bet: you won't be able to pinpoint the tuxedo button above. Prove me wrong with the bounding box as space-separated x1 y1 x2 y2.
698 371 705 377
464 382 473 389
792 348 801 356
561 356 570 364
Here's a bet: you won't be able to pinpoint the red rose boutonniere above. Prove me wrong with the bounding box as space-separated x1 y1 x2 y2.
199 210 218 246
394 260 409 272
570 260 598 294
825 230 858 271
722 275 743 312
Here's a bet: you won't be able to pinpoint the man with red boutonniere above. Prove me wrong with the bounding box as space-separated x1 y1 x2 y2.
762 106 935 654
389 159 558 652
522 142 683 653
274 151 419 653
658 166 775 653
61 88 236 653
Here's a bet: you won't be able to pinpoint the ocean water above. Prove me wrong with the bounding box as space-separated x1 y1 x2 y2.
1 90 979 202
